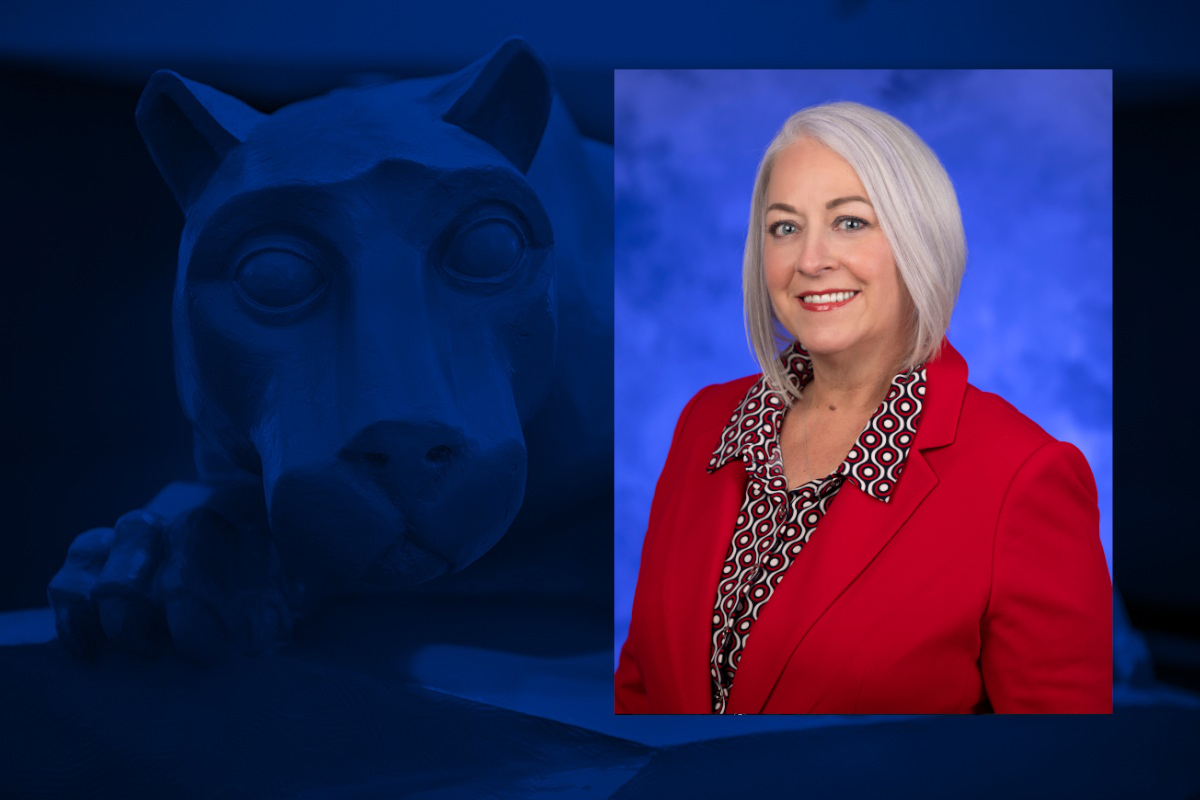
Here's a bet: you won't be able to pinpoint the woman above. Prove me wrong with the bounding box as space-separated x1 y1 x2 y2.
614 102 1111 714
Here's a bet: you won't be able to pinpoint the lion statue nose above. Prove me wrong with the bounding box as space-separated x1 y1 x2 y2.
266 419 525 590
339 421 467 503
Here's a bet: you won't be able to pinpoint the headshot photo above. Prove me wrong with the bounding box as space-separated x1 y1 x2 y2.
614 70 1113 714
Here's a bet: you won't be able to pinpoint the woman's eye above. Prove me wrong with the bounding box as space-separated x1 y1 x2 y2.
445 218 526 283
836 217 868 231
235 248 326 310
769 221 798 237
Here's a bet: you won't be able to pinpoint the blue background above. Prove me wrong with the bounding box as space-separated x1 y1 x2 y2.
614 69 1113 663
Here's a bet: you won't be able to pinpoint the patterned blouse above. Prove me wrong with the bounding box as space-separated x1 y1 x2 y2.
705 342 927 714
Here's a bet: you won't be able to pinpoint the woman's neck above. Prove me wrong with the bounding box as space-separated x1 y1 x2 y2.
802 343 905 417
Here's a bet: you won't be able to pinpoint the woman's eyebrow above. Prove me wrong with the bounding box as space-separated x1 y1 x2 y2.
766 196 872 214
826 195 871 209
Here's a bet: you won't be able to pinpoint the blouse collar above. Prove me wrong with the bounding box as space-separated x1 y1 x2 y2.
707 342 927 504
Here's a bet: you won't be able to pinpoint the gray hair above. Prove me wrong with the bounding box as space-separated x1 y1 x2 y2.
743 101 966 403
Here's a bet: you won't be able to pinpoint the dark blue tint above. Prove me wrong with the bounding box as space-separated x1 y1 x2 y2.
1 37 624 796
235 248 326 310
445 217 527 283
0 4 1198 794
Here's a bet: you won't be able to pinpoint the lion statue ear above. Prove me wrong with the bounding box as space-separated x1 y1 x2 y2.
441 37 553 174
135 71 266 212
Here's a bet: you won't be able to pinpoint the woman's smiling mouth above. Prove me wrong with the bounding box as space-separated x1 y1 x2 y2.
798 290 860 311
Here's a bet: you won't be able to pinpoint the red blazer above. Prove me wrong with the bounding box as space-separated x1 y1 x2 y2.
615 341 1112 714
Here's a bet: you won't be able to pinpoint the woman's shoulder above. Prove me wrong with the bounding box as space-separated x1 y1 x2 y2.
657 375 765 464
959 384 1055 444
926 342 1090 474
678 374 763 430
933 382 1098 513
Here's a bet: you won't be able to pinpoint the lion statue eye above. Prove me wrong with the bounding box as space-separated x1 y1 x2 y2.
444 218 526 283
234 248 326 310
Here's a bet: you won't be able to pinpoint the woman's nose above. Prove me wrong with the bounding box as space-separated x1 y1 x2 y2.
794 231 836 275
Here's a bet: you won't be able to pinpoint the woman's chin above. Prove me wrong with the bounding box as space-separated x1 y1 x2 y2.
796 331 860 359
796 325 899 364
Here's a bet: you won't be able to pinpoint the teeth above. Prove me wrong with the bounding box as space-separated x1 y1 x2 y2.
803 291 856 303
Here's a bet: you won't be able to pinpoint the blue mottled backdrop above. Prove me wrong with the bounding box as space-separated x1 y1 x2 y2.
614 70 1113 663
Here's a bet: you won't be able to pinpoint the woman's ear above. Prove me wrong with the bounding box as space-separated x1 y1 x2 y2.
135 71 266 213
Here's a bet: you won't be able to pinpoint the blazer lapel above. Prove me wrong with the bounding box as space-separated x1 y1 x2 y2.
724 338 968 714
724 449 939 713
660 457 748 713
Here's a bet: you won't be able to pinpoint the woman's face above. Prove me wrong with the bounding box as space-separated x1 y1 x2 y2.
763 138 911 366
